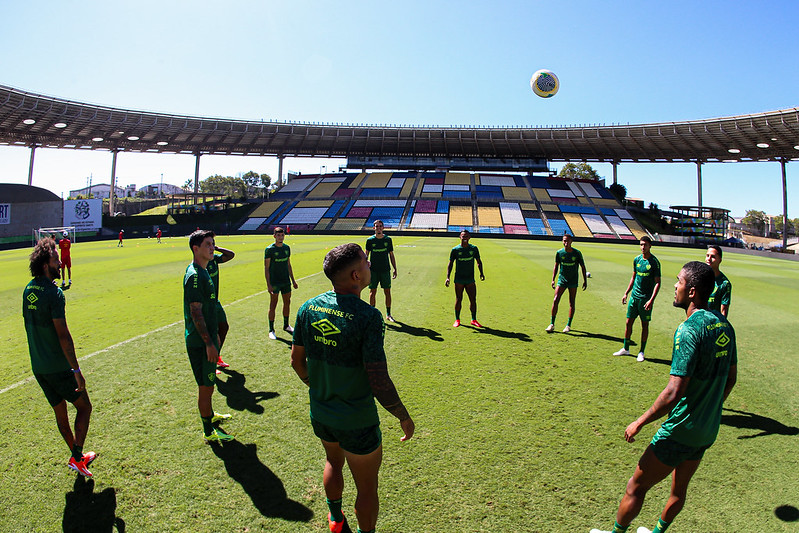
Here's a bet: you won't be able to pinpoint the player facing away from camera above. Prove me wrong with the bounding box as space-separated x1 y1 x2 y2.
705 245 731 317
58 231 73 287
365 220 398 322
590 261 737 533
546 233 587 333
23 238 96 477
614 236 661 362
156 227 162 243
183 230 233 442
206 241 235 369
291 243 414 533
264 226 299 340
117 229 124 247
445 230 485 328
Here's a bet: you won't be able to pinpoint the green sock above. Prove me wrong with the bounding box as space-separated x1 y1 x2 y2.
471 310 477 320
653 518 671 533
72 445 83 462
201 416 214 436
326 498 344 522
623 338 630 350
550 315 556 325
283 316 289 328
386 307 391 316
641 340 647 352
455 310 460 320
567 316 573 326
357 529 375 533
612 521 629 533
269 320 275 332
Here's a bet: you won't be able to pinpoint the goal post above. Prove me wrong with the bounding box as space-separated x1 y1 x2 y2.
33 226 77 246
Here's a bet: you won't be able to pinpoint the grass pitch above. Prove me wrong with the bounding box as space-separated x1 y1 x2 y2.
1 235 797 532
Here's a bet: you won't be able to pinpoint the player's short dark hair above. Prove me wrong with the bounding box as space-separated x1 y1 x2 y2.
323 243 363 281
563 232 573 240
274 226 285 234
189 229 214 250
460 229 471 237
707 244 723 260
373 220 384 226
640 235 652 244
682 261 715 303
29 238 56 277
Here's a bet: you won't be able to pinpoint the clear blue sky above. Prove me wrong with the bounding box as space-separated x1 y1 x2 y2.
1 0 798 218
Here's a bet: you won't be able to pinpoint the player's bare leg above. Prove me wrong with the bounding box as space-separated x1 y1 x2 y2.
345 445 383 532
616 446 673 527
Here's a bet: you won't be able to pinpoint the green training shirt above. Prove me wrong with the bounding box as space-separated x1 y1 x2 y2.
631 253 661 300
449 243 481 284
22 276 71 374
555 247 584 286
655 309 737 448
366 235 394 272
206 253 224 300
293 291 386 429
183 262 219 348
707 271 732 312
264 243 291 285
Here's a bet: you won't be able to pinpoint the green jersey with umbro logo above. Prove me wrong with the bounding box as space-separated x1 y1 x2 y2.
555 247 584 286
366 235 393 272
707 272 731 312
631 253 661 299
264 243 291 285
293 291 386 429
183 262 218 348
449 243 481 285
655 309 737 448
22 276 71 374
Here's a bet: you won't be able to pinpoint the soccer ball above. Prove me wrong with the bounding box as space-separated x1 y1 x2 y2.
586 272 592 278
530 69 559 98
62 230 68 237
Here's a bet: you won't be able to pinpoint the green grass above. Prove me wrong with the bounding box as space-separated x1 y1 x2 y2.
1 235 797 532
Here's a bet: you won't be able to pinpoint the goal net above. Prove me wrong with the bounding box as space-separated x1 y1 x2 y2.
33 226 76 246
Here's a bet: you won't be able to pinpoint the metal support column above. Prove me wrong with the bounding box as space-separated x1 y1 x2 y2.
277 155 284 188
612 161 618 185
109 149 118 216
194 152 201 205
781 158 788 251
696 160 703 208
27 144 36 186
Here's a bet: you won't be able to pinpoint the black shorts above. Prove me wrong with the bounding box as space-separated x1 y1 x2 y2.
35 370 81 407
311 417 382 455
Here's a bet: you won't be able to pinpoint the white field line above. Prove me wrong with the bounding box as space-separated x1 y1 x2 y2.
0 271 322 396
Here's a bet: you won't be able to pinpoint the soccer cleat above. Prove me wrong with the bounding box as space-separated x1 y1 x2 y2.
470 319 483 328
545 324 555 333
386 314 395 322
81 451 97 466
589 530 612 533
328 512 345 533
284 325 294 334
204 427 235 442
636 528 653 533
217 357 230 368
215 369 221 375
613 348 630 356
68 457 93 477
212 412 231 423
562 325 571 333
268 331 277 340
452 319 461 328
637 352 646 362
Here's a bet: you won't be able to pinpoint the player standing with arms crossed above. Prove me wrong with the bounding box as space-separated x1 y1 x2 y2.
291 243 414 533
614 236 661 362
546 233 587 333
264 227 298 340
365 220 398 322
591 261 737 533
23 238 96 476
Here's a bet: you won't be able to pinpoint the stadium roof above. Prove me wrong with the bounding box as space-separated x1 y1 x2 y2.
1 83 798 164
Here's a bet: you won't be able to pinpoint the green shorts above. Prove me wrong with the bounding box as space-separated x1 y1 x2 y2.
453 278 475 286
369 269 392 290
311 417 382 455
627 295 653 322
271 282 292 294
216 301 227 324
35 370 82 407
650 434 709 467
557 279 578 289
187 345 217 387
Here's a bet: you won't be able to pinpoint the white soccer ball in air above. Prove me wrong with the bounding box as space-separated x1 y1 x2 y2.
530 69 559 98
62 230 68 237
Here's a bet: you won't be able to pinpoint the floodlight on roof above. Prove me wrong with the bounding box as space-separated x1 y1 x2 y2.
757 143 770 148
727 148 740 153
92 137 104 142
794 145 799 150
54 122 67 128
157 141 168 146
127 136 140 141
23 119 35 125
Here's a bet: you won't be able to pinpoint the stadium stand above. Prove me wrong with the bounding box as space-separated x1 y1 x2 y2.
236 171 650 241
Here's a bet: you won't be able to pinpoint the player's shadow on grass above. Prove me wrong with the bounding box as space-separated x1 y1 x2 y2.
721 407 799 439
216 369 279 415
775 505 799 522
565 329 628 344
471 325 532 342
385 320 443 342
62 475 125 532
210 440 313 522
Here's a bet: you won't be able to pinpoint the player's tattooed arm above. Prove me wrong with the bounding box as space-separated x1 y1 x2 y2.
365 361 411 421
189 302 213 345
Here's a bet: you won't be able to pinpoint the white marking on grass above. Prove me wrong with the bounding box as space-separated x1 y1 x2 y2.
1 271 322 396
